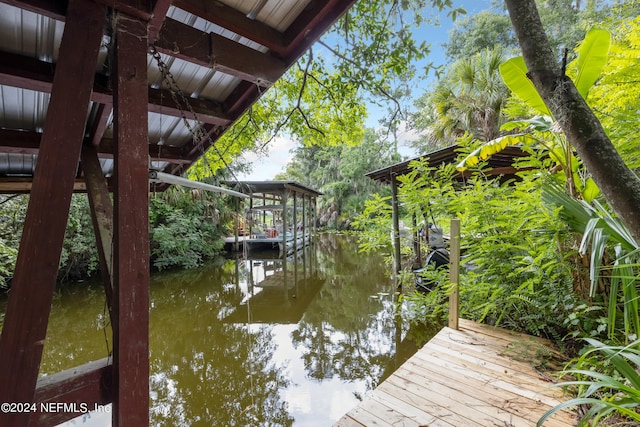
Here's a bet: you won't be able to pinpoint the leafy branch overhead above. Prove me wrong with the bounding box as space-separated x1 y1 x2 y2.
213 1 463 160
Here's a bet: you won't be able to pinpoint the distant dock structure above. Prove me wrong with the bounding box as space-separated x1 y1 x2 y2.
223 181 322 255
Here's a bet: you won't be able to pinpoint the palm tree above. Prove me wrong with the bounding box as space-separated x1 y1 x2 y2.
412 47 510 150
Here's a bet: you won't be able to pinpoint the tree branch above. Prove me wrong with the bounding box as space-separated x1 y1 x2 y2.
504 0 640 243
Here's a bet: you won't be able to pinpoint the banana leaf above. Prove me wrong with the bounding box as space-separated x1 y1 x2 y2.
575 28 611 99
499 57 551 116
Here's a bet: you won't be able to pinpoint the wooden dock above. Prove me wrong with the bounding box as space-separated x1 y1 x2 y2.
334 318 576 427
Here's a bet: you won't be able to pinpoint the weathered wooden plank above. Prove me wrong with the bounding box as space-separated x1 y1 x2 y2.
448 218 460 329
0 178 87 194
427 331 560 381
440 325 565 371
88 103 113 147
399 360 573 427
406 351 566 409
332 415 366 427
369 389 456 427
375 375 480 427
343 398 401 427
32 358 112 427
388 369 536 427
334 321 576 427
420 338 557 391
459 318 561 348
112 13 150 427
379 376 488 427
81 146 114 319
0 1 106 425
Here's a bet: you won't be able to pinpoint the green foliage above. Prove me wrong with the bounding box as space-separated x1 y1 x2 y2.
0 240 16 290
589 12 640 170
351 194 394 253
149 189 226 271
356 154 586 341
542 183 640 343
499 28 610 117
538 338 640 426
279 128 397 230
411 47 510 151
58 196 100 281
444 11 517 61
0 195 27 288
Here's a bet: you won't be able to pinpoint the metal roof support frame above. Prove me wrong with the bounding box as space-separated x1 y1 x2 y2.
112 13 150 427
0 0 107 424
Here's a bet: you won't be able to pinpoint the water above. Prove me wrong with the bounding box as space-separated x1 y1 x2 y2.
0 234 434 426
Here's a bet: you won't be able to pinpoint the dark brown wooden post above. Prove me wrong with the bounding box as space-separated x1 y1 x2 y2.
282 190 288 255
293 192 298 251
0 1 106 424
448 218 461 330
302 194 307 243
391 173 402 276
112 13 150 427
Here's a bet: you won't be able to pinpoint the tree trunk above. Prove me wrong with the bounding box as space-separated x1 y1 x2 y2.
504 0 640 244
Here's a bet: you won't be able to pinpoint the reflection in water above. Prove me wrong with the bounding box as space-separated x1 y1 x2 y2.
0 234 435 426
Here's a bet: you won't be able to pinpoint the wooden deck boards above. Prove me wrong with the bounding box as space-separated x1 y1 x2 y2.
334 318 576 427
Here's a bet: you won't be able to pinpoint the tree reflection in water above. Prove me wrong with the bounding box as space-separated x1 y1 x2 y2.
291 235 398 393
149 262 293 426
2 234 431 426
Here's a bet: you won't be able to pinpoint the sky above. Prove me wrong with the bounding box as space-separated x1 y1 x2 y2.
237 0 493 181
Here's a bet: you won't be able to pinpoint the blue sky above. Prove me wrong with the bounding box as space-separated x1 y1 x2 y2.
238 0 493 181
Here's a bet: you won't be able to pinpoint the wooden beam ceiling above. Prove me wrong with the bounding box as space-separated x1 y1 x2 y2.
0 51 231 126
171 0 286 54
155 18 286 87
0 129 190 164
0 0 358 192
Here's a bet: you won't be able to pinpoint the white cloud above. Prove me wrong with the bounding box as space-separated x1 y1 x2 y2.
238 136 297 181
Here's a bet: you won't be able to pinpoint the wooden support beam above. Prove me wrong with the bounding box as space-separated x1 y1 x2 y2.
171 0 286 55
0 1 106 425
0 178 87 194
112 13 150 426
156 18 286 86
448 218 461 330
147 0 172 44
0 51 230 126
0 129 190 165
390 173 402 276
89 103 113 147
283 0 358 62
32 358 113 427
81 146 114 320
147 87 230 126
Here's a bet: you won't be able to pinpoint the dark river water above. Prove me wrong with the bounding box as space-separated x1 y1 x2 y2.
0 234 435 426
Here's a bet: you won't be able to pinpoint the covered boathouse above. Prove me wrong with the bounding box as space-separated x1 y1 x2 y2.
365 144 535 275
0 0 356 425
223 180 322 255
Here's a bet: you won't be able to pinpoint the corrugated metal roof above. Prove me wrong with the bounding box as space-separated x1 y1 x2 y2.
0 0 356 192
